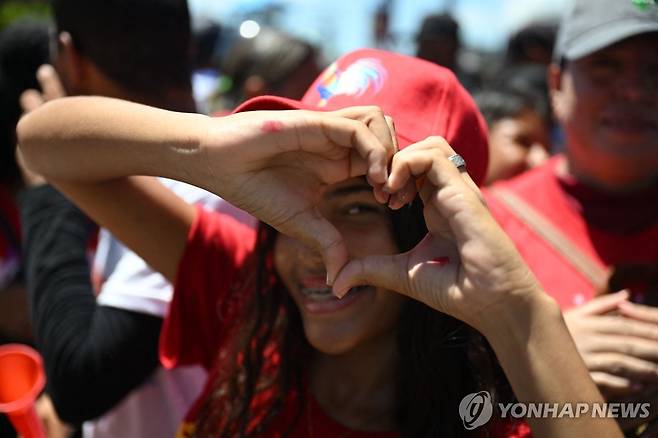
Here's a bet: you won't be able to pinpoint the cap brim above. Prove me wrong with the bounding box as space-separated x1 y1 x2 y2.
564 21 658 60
232 95 316 114
233 95 418 149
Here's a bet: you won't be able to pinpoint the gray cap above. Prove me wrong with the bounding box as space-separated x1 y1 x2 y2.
554 0 658 62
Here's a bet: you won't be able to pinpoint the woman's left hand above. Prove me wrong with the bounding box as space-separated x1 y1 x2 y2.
333 136 542 332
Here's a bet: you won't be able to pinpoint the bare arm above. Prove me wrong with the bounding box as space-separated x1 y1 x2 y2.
17 97 204 280
17 96 395 282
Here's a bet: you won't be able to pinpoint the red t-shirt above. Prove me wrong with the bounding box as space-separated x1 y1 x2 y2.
161 207 531 437
484 156 658 309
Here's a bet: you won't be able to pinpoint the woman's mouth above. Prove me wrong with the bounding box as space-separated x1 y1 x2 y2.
299 285 371 314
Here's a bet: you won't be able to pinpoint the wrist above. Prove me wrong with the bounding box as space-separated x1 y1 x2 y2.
477 287 562 349
161 112 213 185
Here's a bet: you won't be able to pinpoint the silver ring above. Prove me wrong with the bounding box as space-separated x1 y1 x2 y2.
448 154 466 171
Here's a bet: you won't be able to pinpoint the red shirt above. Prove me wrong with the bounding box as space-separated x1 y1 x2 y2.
161 207 531 437
484 156 658 309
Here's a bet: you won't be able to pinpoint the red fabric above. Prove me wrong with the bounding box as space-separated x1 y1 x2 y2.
162 208 530 437
160 205 256 370
484 155 658 310
233 48 489 187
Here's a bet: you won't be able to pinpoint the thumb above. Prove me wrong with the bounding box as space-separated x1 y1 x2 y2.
333 253 408 299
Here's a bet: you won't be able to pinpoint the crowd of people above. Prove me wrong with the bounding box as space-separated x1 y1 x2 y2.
0 0 657 437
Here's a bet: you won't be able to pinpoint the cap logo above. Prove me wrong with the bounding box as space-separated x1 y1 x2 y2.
315 58 388 107
632 0 657 11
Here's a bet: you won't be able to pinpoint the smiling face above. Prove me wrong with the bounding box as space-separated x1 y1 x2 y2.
550 33 658 190
273 177 406 355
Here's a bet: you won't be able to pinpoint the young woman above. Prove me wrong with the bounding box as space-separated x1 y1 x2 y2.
17 50 621 438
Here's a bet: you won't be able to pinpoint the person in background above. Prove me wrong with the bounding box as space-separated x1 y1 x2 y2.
191 17 223 115
217 27 322 111
484 0 658 433
416 13 459 71
415 12 479 90
505 22 557 67
18 0 249 437
475 86 550 184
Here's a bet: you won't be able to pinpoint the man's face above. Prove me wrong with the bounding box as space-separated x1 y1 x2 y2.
550 33 658 190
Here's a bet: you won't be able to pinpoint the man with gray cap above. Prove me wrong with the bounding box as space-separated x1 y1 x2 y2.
485 0 658 432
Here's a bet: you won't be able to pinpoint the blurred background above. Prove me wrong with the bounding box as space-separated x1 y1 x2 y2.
0 0 568 90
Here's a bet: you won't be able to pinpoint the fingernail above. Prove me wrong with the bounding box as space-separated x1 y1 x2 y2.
427 256 450 266
333 288 347 299
326 273 333 287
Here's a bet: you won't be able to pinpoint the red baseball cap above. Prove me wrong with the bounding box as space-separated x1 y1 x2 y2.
233 48 489 186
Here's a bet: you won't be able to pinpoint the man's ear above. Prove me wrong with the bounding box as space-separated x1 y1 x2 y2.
548 62 566 122
55 31 86 94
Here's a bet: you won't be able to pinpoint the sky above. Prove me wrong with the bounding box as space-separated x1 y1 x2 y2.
188 0 570 59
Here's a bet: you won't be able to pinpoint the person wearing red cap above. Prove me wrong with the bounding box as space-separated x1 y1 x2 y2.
16 49 620 437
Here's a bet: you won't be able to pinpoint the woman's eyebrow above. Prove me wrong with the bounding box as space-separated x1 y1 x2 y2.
325 184 372 199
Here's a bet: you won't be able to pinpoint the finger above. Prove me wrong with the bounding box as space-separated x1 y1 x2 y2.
306 114 391 185
366 173 389 204
387 139 487 243
388 137 482 208
588 335 658 362
587 353 658 383
592 316 658 341
384 115 398 152
619 300 658 325
333 253 406 298
329 107 396 183
37 64 66 101
19 89 44 113
332 106 396 158
571 290 630 316
386 138 442 192
388 178 418 210
590 371 638 399
375 115 399 205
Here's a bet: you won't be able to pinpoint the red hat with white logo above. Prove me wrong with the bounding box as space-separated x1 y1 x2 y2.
234 48 489 186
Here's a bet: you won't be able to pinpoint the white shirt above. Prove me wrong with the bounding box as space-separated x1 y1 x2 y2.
84 179 255 438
